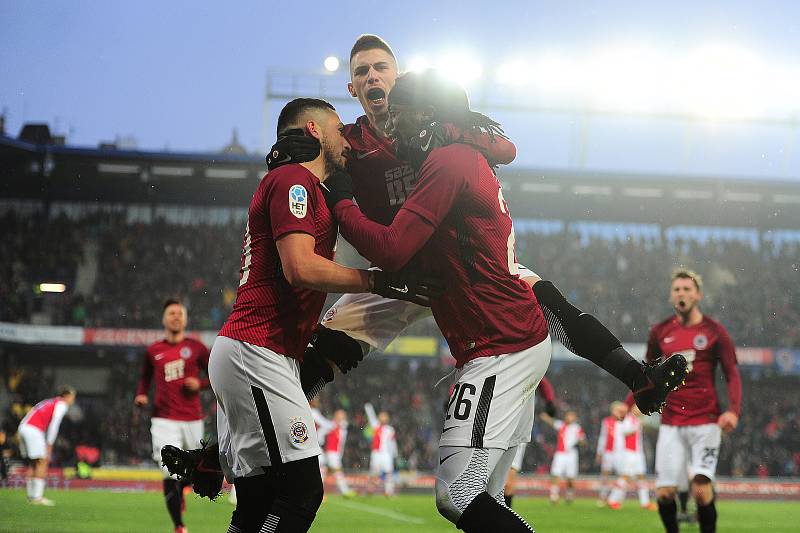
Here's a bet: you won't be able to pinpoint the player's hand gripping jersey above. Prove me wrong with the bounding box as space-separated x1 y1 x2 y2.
645 315 741 426
343 115 517 225
332 138 548 366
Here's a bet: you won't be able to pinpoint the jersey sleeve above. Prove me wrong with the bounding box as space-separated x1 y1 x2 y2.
596 420 607 455
364 403 379 429
537 377 556 403
553 419 564 431
46 402 68 445
644 325 662 362
267 170 319 241
135 350 153 397
715 325 742 415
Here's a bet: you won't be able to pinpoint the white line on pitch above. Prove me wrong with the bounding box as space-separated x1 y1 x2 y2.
332 499 426 524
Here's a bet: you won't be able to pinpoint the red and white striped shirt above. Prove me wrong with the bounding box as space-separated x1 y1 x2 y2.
554 420 585 453
20 397 69 445
371 424 397 455
596 416 617 456
618 414 643 452
324 422 347 455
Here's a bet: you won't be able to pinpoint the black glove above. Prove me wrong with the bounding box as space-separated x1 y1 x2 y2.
161 441 223 500
545 400 557 418
371 269 443 307
266 133 320 170
321 170 354 211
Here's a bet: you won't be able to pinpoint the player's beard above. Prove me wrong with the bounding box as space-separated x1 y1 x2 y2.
321 137 346 176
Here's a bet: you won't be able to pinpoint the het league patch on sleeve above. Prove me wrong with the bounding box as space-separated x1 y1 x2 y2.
289 184 308 218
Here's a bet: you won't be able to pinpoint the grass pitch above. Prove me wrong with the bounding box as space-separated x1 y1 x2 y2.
1 489 798 532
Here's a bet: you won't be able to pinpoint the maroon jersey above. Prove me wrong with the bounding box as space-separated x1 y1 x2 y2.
218 164 336 360
335 141 548 366
646 315 742 426
344 116 517 225
136 338 210 421
344 116 411 225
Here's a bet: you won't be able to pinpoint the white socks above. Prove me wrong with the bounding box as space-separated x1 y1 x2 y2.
637 483 651 506
334 471 350 494
29 478 46 500
609 479 627 504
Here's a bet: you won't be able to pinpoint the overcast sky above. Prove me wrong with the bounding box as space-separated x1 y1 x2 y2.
2 0 799 178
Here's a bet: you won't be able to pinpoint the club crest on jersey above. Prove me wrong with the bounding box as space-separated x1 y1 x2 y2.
180 347 192 359
289 417 309 444
322 306 337 323
693 334 708 350
289 184 308 219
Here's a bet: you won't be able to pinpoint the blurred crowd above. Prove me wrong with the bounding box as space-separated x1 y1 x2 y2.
1 206 799 479
1 207 797 349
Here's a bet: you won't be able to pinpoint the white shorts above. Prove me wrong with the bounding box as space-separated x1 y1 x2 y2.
439 336 552 450
550 451 578 479
18 424 47 460
325 451 343 470
210 336 320 480
370 450 394 475
150 417 204 465
511 442 527 472
321 292 432 351
600 452 615 473
655 423 721 487
615 450 646 477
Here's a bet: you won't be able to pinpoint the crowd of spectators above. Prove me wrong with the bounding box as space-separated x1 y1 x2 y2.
1 206 797 349
1 204 799 478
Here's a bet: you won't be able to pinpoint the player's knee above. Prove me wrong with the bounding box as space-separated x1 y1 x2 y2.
656 486 677 502
691 475 713 503
435 478 462 524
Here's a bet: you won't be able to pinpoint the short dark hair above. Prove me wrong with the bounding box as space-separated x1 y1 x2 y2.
349 34 396 64
58 385 76 397
276 98 336 137
163 297 183 311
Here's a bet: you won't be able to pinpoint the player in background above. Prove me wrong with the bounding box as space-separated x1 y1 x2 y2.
309 398 334 481
502 376 557 508
17 386 76 505
595 401 627 506
322 409 353 496
540 410 585 504
607 404 656 510
268 33 687 420
634 269 742 533
364 402 397 497
134 298 210 533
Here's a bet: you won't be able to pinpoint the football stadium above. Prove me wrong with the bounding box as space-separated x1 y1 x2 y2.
2 2 800 532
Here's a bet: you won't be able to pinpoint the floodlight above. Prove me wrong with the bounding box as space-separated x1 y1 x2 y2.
438 53 483 85
407 56 431 72
324 56 340 72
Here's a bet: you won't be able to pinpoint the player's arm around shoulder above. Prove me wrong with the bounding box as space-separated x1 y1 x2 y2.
269 167 371 294
276 232 370 294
